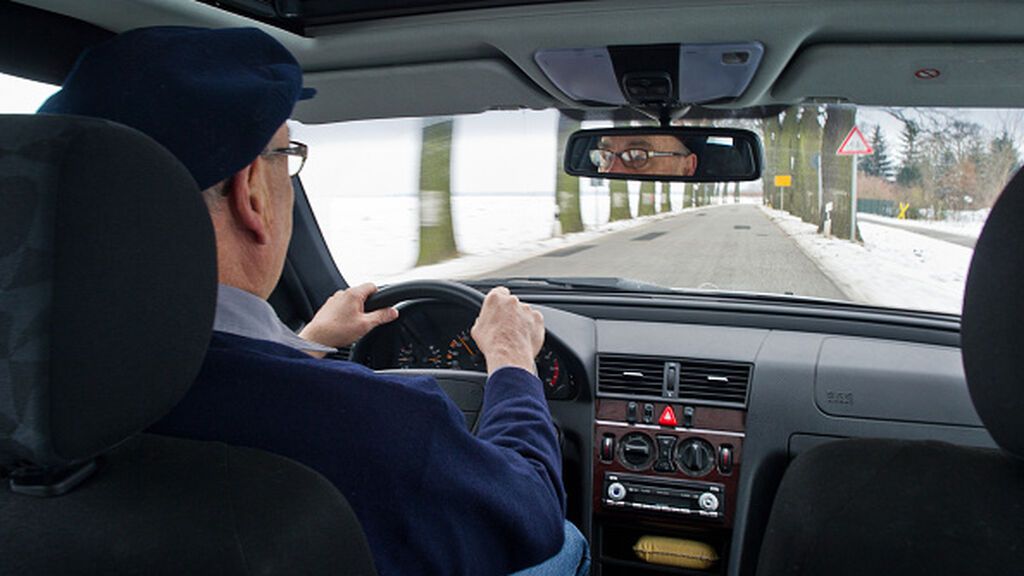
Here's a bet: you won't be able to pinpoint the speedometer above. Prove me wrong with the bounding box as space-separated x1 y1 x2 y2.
445 329 486 371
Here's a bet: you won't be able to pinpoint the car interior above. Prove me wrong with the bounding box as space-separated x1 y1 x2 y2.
2 1 1023 575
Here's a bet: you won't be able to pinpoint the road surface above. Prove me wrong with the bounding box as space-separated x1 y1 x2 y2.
477 204 849 301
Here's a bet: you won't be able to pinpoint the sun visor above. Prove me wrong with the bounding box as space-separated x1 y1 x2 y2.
773 44 1024 107
535 42 763 106
293 59 556 123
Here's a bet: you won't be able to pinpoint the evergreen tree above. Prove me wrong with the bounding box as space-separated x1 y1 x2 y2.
862 124 894 180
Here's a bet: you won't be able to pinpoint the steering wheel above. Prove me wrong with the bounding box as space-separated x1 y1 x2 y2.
354 280 488 432
362 279 485 312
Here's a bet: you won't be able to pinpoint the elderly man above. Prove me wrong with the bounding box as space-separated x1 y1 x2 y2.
592 134 698 176
39 26 587 576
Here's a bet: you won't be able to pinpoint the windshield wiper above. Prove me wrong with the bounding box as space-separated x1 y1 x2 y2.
466 276 680 294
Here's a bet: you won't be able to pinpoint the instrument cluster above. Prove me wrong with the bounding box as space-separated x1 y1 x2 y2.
356 303 579 400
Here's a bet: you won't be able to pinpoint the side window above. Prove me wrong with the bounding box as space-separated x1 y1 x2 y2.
0 73 59 113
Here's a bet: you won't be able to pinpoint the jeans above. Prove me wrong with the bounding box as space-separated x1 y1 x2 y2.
510 520 591 576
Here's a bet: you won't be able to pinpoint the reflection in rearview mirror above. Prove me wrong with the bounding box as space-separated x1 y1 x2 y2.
564 127 763 182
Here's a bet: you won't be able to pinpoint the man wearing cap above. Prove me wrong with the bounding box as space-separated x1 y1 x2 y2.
39 26 587 576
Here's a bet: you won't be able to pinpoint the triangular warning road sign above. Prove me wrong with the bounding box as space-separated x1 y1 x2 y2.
837 125 874 156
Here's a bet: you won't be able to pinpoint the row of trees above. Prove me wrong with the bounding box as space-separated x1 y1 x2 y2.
416 115 744 265
414 107 1022 264
760 105 1021 236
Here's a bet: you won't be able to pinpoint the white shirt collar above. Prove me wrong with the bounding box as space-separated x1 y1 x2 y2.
213 284 336 354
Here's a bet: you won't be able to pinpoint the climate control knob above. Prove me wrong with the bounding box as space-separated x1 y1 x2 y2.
618 432 656 471
676 438 715 477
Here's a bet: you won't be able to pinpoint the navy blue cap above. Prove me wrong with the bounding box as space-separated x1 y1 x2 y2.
38 26 315 190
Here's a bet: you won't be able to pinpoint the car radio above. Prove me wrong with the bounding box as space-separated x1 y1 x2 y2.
602 472 725 519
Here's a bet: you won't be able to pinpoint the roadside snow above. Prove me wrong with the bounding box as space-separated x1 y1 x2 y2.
763 207 972 315
857 212 984 239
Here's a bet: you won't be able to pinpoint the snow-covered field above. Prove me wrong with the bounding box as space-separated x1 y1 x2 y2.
764 207 974 314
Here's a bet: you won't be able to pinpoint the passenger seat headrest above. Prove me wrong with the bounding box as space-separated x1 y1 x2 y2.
962 167 1024 458
0 114 216 472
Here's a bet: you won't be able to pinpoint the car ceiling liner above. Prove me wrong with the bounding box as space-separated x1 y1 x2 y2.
535 42 764 113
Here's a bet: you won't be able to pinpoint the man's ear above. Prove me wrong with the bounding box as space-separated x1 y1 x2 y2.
225 162 271 245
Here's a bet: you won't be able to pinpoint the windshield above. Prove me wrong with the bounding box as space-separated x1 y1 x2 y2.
294 105 1021 315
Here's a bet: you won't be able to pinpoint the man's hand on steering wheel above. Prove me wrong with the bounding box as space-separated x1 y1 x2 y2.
471 287 545 376
299 283 400 354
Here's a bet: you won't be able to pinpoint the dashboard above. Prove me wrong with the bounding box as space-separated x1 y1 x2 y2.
353 302 581 400
350 295 995 576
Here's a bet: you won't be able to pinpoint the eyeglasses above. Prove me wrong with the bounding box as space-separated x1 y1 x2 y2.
262 141 308 177
590 148 687 170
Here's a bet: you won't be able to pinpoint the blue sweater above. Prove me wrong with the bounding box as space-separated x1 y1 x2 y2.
150 331 566 575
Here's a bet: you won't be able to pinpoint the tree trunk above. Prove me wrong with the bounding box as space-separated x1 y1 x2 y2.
416 119 458 265
796 106 823 223
776 108 799 213
820 105 861 240
638 181 656 216
732 181 740 203
660 182 672 212
555 115 584 233
761 116 781 206
684 183 695 208
609 179 632 221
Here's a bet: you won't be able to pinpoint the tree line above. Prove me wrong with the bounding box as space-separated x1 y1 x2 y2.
416 115 747 265
760 105 1021 239
414 107 1021 264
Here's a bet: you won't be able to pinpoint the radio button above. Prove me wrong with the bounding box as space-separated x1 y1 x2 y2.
699 492 720 512
608 482 627 501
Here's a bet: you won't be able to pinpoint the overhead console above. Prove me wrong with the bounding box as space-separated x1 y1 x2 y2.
534 42 764 110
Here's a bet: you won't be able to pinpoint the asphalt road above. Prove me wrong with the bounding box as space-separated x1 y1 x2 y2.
478 204 849 301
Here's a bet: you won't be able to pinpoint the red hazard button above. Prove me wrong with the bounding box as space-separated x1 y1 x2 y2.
658 406 678 427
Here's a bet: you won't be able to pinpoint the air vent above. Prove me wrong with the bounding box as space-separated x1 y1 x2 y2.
598 355 752 408
677 360 751 407
597 355 667 398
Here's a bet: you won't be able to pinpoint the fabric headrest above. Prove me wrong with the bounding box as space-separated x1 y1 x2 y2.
0 114 216 469
962 167 1024 458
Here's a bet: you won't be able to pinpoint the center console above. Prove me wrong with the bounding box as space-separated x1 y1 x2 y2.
592 354 749 575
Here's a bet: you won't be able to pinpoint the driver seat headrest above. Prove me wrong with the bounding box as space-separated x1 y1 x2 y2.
0 114 216 486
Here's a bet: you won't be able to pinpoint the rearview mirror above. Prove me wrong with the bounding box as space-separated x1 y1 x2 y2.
563 127 763 182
